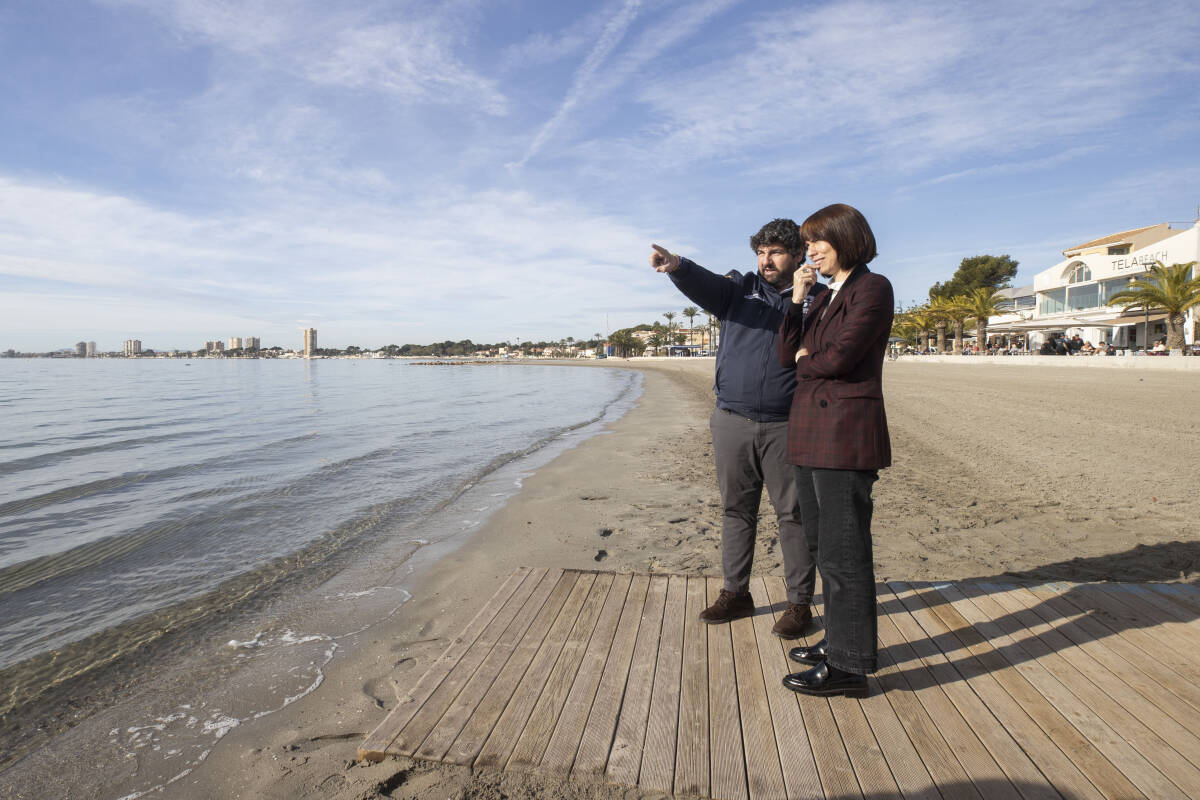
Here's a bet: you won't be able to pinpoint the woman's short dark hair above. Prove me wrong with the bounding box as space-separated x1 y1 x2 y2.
749 218 805 256
799 204 877 268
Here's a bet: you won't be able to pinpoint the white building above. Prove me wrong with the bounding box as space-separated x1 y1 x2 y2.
992 222 1199 350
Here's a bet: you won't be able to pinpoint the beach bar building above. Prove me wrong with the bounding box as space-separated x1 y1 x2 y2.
990 222 1200 351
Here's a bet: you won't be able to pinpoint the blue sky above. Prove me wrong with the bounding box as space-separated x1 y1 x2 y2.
2 0 1198 351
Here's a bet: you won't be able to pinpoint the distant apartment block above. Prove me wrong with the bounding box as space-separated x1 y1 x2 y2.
75 341 87 357
228 337 243 350
244 336 260 350
86 341 96 357
303 328 317 358
206 340 225 354
122 339 142 357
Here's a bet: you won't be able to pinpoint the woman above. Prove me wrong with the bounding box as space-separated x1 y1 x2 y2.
776 203 893 697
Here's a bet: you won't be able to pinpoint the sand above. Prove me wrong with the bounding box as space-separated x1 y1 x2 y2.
2 358 1197 799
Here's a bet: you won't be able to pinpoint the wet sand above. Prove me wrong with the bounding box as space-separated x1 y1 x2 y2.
2 358 1197 799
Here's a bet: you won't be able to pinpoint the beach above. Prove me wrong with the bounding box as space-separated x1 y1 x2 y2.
2 358 1197 800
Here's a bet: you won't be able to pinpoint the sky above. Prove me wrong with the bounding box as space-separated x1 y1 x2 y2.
2 0 1198 352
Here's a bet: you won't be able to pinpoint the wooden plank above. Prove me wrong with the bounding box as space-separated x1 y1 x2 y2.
892 582 1105 800
707 576 749 800
1071 583 1200 661
358 566 537 760
411 567 561 760
571 574 650 778
440 570 581 766
749 577 823 800
1010 583 1200 725
979 582 1200 740
474 571 599 770
728 593 786 800
1031 584 1200 706
881 583 1062 800
957 582 1200 799
809 583 908 800
844 585 940 800
1146 583 1200 616
638 574 688 792
505 572 616 771
935 582 1165 799
1124 584 1200 620
673 576 710 799
536 572 633 776
604 574 669 786
872 613 985 800
762 578 861 800
1092 584 1200 647
877 606 1018 800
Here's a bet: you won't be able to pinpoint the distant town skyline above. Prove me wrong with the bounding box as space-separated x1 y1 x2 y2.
2 1 1198 352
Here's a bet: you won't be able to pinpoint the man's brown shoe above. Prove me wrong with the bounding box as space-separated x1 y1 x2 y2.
699 589 754 624
771 603 813 639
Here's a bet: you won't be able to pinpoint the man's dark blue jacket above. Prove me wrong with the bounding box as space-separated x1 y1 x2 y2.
671 257 826 422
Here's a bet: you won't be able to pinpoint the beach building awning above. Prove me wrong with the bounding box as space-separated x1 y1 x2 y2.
989 312 1169 332
1084 311 1170 327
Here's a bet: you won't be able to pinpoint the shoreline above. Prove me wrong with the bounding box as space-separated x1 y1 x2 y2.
2 359 1197 800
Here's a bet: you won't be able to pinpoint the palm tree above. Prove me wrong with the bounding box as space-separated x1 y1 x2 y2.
907 309 937 352
662 311 676 340
940 296 974 354
682 306 699 348
705 313 718 352
927 296 962 354
1106 261 1200 350
961 288 1011 353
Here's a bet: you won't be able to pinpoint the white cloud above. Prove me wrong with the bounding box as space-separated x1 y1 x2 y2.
106 0 506 113
610 0 1200 179
0 175 679 349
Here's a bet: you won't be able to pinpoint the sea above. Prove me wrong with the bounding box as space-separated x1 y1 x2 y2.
0 357 641 787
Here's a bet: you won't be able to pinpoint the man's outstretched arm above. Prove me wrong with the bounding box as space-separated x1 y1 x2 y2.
649 243 736 319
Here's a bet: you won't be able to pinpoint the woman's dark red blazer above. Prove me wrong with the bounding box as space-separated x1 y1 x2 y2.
777 264 894 471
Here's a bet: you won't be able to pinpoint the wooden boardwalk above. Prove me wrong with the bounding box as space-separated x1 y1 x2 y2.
359 568 1200 799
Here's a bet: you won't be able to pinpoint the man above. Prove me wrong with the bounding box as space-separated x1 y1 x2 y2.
649 219 826 638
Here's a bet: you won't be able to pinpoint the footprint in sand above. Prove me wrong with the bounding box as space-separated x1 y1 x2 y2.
594 549 608 562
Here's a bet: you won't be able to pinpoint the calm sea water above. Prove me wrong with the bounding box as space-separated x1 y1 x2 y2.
0 359 640 679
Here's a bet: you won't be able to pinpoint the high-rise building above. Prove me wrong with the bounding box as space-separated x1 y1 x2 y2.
228 337 243 350
86 341 96 357
75 341 87 357
244 336 260 350
123 339 142 357
303 328 317 358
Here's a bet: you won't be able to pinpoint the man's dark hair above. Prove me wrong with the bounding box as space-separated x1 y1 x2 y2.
749 218 805 257
799 203 877 268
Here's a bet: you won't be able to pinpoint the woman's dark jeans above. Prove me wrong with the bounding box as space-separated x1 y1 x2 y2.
793 465 878 674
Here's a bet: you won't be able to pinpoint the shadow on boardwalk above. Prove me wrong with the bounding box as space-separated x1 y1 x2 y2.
794 541 1200 690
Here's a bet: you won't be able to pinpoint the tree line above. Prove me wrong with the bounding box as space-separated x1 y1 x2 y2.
893 254 1200 352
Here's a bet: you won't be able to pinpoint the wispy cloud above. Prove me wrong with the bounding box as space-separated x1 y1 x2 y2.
509 0 644 170
107 0 505 113
618 0 1199 179
911 146 1105 188
0 175 676 348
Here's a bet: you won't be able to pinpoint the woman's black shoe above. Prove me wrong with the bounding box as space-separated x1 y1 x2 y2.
782 661 868 697
788 638 828 664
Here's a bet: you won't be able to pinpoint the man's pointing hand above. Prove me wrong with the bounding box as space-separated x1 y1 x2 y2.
649 244 680 274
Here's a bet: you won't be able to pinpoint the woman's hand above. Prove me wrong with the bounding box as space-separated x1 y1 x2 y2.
793 265 816 303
